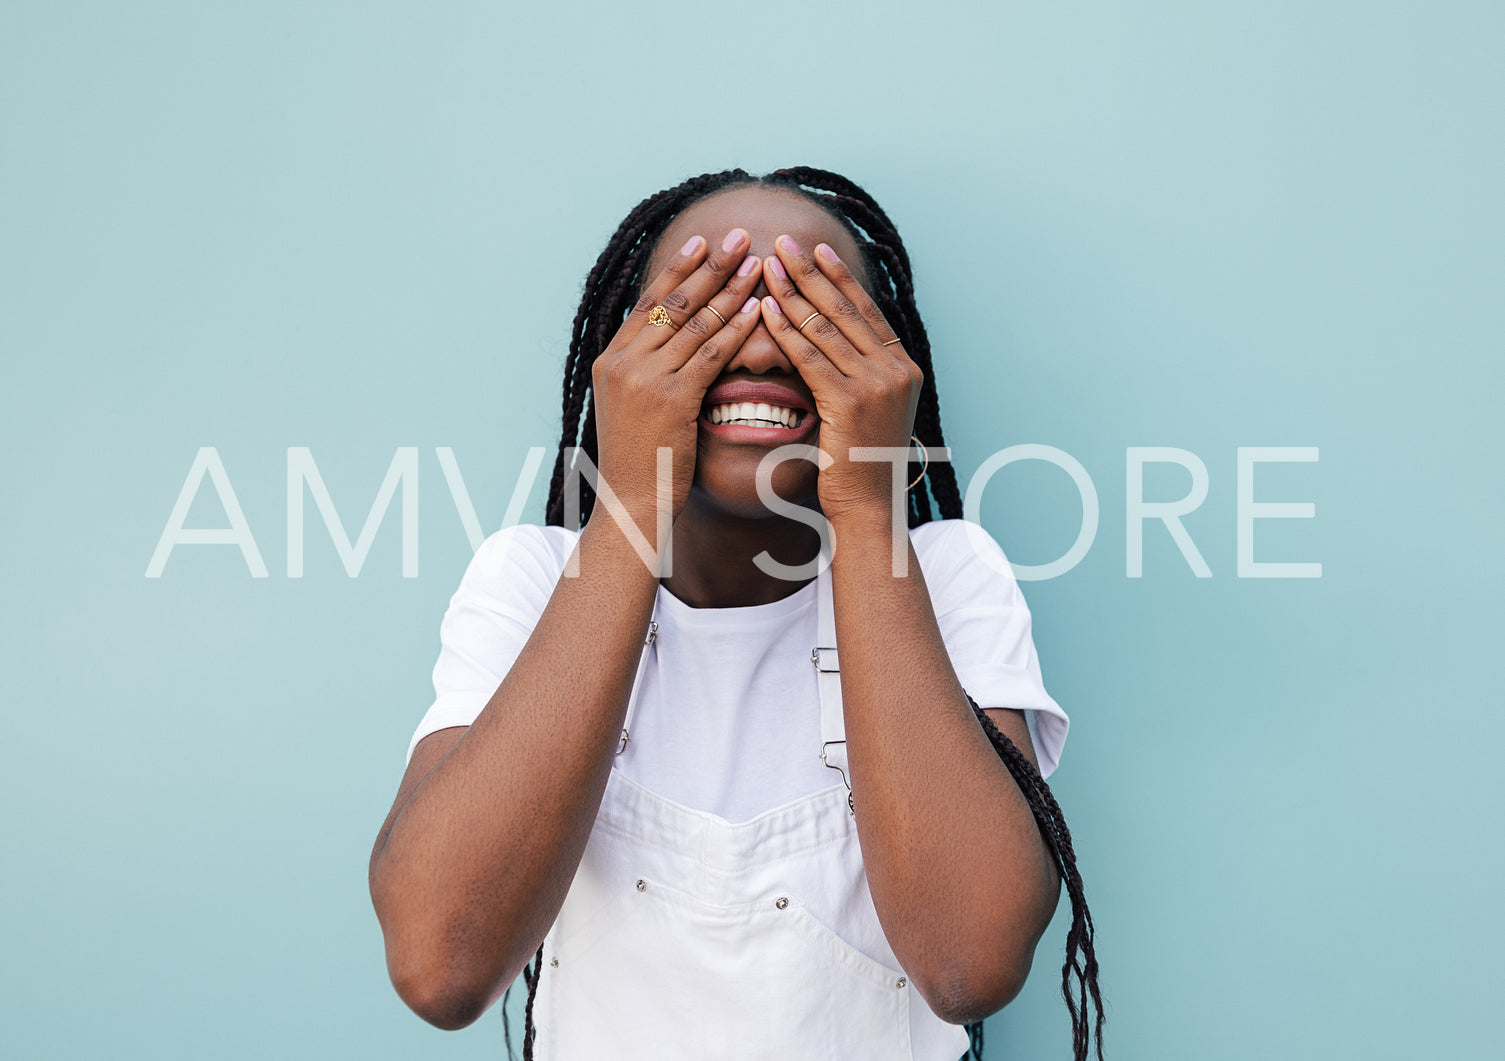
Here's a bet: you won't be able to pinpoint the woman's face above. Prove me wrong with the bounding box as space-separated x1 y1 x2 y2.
644 185 870 522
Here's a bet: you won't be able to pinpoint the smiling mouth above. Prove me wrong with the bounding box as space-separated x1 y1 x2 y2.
706 401 805 429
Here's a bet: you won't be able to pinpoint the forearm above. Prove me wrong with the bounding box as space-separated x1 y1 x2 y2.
370 514 660 1023
830 514 1061 1023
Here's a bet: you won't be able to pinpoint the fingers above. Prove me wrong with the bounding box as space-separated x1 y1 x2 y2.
619 234 714 347
756 294 846 390
760 235 868 375
658 247 765 370
674 293 766 389
659 227 757 329
614 229 757 355
809 241 903 348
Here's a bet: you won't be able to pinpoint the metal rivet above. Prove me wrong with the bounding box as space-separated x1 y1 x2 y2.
550 957 558 967
635 879 646 892
775 897 789 910
896 977 907 989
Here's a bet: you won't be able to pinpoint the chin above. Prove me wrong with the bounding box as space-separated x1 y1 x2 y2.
686 472 821 524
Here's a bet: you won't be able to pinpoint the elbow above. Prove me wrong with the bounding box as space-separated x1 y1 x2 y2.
387 945 505 1031
371 867 516 1030
914 945 1036 1026
909 921 1053 1023
374 890 518 1031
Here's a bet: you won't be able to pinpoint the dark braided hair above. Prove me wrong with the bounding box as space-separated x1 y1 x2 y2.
508 168 1104 1061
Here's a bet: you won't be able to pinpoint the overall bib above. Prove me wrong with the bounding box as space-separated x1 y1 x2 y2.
530 570 970 1061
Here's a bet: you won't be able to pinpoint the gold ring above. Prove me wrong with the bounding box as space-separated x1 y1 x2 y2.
907 435 929 490
882 337 903 346
705 304 727 326
798 311 822 332
648 305 678 329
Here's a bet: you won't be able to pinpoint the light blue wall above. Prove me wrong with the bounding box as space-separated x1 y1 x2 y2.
4 2 1500 1058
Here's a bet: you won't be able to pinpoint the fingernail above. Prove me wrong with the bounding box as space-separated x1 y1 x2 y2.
680 235 704 256
778 235 802 255
741 296 758 314
763 296 783 315
722 228 747 252
738 255 758 276
767 256 787 279
817 243 840 263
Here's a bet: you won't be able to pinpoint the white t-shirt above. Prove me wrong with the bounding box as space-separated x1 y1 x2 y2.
408 519 1069 822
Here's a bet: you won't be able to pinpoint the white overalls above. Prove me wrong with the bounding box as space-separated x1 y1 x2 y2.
530 570 971 1060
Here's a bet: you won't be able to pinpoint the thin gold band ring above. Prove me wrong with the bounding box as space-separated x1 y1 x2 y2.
882 337 903 346
705 304 727 326
798 311 822 332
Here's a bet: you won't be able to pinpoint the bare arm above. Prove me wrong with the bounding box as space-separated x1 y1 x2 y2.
368 229 766 1029
754 236 1061 1025
368 518 658 1029
830 515 1061 1026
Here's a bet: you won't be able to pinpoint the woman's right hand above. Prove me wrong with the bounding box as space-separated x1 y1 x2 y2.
591 228 764 526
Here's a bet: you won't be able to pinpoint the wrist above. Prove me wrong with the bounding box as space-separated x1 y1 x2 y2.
578 508 673 585
826 503 906 556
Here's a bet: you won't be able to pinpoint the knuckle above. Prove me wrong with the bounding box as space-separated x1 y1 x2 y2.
700 249 735 276
661 289 691 314
809 315 841 341
795 255 823 280
680 312 713 340
632 293 658 317
695 340 725 365
830 297 863 326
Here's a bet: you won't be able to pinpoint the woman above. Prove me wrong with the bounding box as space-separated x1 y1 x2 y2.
368 167 1104 1061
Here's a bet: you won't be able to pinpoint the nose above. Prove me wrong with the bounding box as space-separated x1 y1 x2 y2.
725 316 796 377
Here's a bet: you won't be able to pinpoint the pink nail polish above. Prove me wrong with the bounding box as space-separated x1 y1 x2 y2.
779 235 802 255
738 255 758 277
763 296 783 315
817 243 840 263
680 235 703 256
722 229 746 252
767 256 787 280
741 296 758 314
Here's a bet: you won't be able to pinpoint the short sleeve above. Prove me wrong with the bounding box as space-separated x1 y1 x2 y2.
406 524 580 764
912 520 1071 779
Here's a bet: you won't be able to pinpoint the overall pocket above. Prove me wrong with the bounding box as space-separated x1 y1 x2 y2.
543 875 913 1061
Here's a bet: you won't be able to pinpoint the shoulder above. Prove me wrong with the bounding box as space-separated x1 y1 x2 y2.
909 519 1023 610
453 523 581 606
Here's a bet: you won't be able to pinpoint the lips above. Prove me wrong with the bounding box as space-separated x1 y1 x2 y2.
699 379 818 440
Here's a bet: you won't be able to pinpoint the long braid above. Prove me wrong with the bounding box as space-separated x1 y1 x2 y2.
524 169 1103 1061
520 945 543 1061
968 696 1106 1061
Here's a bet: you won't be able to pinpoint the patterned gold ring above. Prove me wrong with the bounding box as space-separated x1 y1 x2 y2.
648 305 678 329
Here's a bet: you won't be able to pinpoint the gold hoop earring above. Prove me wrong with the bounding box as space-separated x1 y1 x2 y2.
907 435 929 490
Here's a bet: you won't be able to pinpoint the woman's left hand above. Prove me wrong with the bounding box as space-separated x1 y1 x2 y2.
758 235 923 524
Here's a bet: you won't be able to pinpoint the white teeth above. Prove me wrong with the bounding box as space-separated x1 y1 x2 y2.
707 401 801 429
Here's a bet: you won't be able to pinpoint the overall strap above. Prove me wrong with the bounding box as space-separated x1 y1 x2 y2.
811 563 852 811
616 614 658 756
